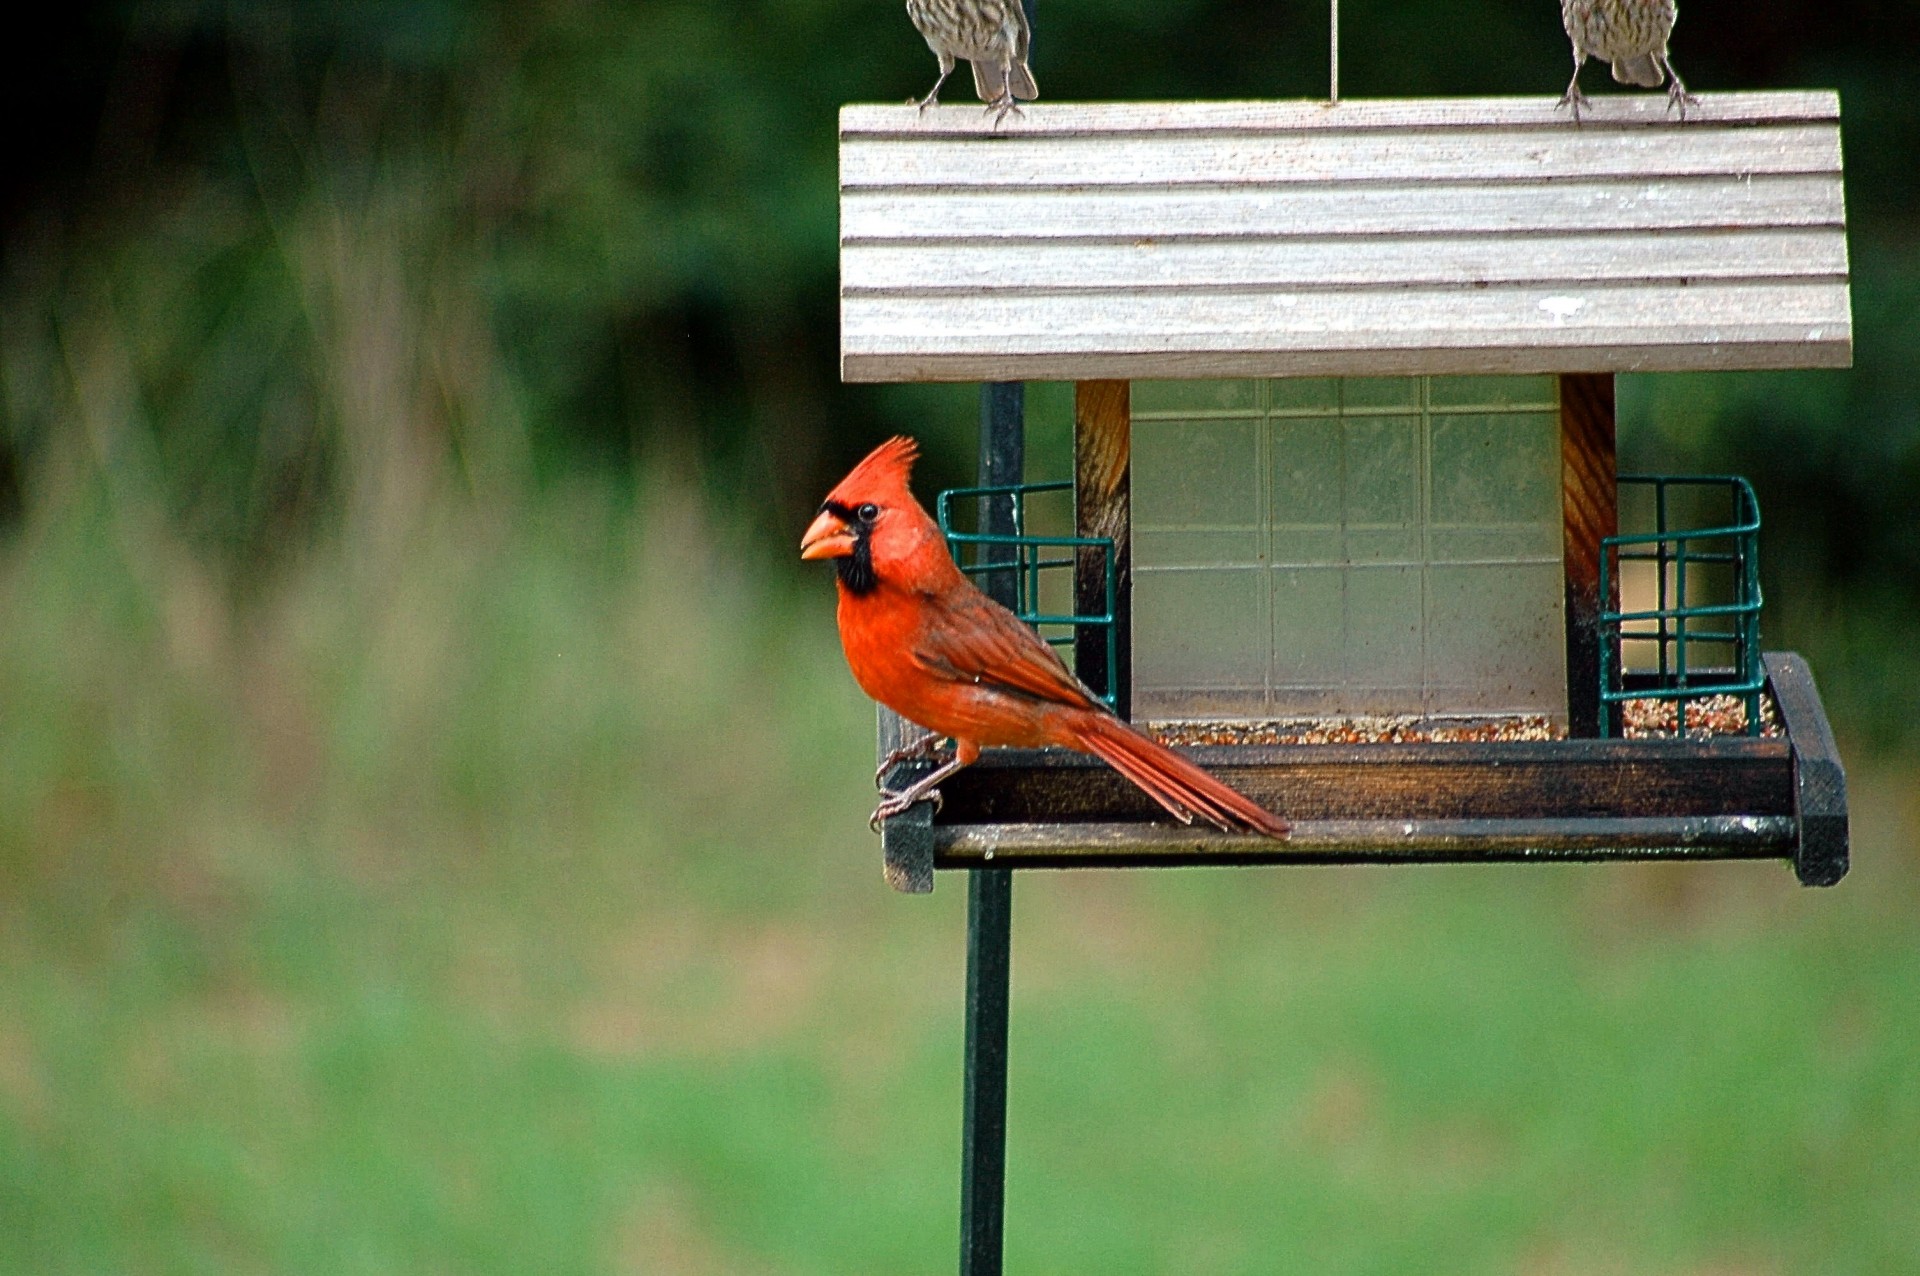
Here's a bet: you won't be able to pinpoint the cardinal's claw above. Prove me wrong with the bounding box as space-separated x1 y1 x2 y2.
870 787 944 833
874 735 942 788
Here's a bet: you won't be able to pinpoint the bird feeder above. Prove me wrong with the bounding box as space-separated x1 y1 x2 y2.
839 92 1851 893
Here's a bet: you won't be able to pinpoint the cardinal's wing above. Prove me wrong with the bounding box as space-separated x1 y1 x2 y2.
913 582 1104 711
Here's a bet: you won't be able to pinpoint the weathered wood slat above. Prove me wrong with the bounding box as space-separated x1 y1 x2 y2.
844 230 1849 293
839 93 1850 381
844 282 1852 381
924 737 1794 824
840 93 1841 137
848 342 1851 382
841 177 1845 242
846 282 1848 338
933 816 1797 867
847 343 1852 383
841 126 1839 189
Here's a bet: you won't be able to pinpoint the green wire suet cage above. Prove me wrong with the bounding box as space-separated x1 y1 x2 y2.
936 481 1119 707
1599 475 1765 737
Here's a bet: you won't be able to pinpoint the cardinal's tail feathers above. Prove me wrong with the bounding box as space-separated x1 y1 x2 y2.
1075 715 1290 839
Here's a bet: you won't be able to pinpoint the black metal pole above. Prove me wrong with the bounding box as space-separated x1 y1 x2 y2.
959 867 1012 1275
961 11 1029 1270
960 381 1022 1276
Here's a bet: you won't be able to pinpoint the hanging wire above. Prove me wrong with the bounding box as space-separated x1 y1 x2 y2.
1330 0 1340 103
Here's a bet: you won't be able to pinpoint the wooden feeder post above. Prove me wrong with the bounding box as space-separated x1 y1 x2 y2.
1560 371 1619 737
1073 380 1131 719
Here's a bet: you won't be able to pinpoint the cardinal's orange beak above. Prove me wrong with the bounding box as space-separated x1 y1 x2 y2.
800 508 855 560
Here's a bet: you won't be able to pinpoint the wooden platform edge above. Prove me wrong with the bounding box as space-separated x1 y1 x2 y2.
933 816 1796 869
878 707 938 893
875 664 1841 881
919 736 1793 824
1764 651 1850 886
883 801 938 894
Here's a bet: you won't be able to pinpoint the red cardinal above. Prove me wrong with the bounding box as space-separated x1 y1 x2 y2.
801 436 1289 837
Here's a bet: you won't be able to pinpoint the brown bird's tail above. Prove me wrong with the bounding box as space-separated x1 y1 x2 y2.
971 57 1037 104
1008 59 1037 101
970 58 1005 104
1071 714 1290 838
1611 53 1664 87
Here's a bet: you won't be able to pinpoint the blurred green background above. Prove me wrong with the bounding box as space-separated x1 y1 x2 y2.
3 1 1917 1272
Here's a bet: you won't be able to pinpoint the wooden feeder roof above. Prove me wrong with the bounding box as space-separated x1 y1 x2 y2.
838 93 1852 383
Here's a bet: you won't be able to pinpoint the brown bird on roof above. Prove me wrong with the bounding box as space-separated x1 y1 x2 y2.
1559 0 1699 121
905 0 1038 122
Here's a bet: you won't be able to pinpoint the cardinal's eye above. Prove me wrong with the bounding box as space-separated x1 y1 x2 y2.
856 503 879 522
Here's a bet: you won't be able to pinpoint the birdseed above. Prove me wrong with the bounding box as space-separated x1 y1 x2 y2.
1146 693 1781 747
